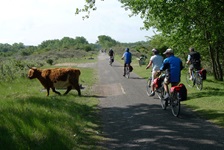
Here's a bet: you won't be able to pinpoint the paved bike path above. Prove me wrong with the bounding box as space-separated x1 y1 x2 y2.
96 53 224 150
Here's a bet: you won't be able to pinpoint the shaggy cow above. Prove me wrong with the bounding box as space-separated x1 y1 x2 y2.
28 67 81 96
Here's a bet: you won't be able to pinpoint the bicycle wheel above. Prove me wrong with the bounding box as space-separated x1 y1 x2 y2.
195 73 203 90
160 87 167 110
146 77 152 96
170 91 180 117
186 71 193 87
125 66 130 78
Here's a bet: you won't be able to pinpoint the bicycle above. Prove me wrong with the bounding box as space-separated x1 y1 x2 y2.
146 76 152 95
109 56 114 66
186 69 203 90
124 64 130 78
160 82 181 117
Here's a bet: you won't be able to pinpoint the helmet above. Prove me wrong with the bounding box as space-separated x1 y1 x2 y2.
125 48 129 52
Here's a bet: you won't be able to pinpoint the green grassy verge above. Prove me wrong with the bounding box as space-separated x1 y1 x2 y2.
131 58 224 128
0 65 103 149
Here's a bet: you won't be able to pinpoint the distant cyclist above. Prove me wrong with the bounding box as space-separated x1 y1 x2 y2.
186 47 201 80
146 48 164 96
121 48 132 77
159 48 183 100
108 48 115 65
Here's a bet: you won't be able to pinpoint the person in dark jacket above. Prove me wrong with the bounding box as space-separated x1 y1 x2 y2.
186 47 201 80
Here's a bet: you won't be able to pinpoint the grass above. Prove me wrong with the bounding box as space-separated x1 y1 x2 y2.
0 65 103 150
132 59 224 128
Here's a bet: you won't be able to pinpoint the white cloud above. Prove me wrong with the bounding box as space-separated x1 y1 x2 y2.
0 0 155 45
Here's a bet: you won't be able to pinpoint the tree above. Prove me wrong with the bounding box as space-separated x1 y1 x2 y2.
74 36 89 45
97 35 118 49
77 0 224 80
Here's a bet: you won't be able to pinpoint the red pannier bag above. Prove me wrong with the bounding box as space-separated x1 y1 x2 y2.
199 68 207 80
153 78 162 89
170 83 187 101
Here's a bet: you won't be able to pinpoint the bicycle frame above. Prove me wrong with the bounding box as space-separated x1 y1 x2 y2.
186 69 203 90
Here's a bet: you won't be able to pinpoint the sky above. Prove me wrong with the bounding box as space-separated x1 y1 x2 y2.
0 0 155 46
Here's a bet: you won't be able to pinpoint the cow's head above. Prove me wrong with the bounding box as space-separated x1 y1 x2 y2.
27 66 39 79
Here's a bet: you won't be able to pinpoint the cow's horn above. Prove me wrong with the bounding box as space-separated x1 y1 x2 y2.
27 65 32 69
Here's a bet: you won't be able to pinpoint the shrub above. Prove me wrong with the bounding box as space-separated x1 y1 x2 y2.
46 59 54 65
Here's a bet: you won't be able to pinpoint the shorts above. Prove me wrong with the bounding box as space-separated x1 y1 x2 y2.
164 76 179 86
189 64 194 70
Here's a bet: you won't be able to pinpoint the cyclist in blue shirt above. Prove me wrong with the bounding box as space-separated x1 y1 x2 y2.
159 48 183 99
121 48 132 76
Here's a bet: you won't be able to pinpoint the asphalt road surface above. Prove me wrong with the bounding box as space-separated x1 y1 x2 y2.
96 52 224 150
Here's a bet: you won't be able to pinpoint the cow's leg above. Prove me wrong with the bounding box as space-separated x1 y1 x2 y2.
77 88 81 96
64 86 72 95
70 79 81 96
52 87 61 95
46 88 50 96
75 84 81 96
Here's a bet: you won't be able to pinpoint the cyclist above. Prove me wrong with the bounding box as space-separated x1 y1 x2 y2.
108 48 115 65
146 48 164 96
121 48 132 77
186 47 201 80
159 48 183 100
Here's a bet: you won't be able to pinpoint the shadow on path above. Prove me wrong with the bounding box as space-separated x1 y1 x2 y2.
98 103 224 150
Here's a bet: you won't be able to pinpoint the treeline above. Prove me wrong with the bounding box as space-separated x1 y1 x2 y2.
0 36 97 58
0 35 150 59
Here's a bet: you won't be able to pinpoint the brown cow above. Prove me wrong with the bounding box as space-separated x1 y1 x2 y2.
28 67 81 96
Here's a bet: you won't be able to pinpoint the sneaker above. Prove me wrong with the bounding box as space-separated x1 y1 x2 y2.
149 91 155 96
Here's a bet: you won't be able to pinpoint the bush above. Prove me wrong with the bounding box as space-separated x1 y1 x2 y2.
46 59 54 65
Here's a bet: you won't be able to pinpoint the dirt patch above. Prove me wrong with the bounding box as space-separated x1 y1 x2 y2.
93 83 125 97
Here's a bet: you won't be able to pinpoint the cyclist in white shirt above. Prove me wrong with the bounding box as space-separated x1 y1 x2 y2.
146 48 164 96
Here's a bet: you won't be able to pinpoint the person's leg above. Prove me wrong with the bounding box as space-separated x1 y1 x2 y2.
150 78 156 96
123 63 126 76
189 65 193 79
150 71 158 96
164 77 170 99
151 71 155 87
164 83 169 94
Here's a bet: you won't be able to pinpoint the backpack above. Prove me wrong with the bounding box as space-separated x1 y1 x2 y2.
190 51 201 65
129 65 133 72
199 68 207 80
170 83 187 101
109 50 114 56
